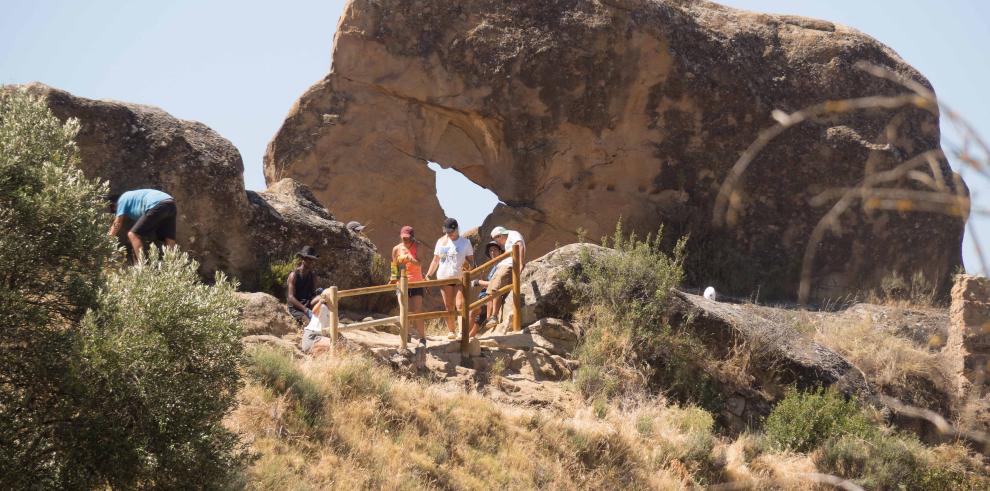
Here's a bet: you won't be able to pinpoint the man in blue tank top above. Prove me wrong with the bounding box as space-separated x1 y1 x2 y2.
107 188 177 259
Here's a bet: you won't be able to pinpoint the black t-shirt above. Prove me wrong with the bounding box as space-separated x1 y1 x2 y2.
291 268 316 306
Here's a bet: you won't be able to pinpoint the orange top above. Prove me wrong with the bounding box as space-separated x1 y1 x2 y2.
392 242 424 282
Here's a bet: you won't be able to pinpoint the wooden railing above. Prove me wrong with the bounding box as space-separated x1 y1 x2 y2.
318 242 523 355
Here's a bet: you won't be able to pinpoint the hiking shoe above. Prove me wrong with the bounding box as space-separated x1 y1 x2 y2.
419 338 428 347
484 316 498 328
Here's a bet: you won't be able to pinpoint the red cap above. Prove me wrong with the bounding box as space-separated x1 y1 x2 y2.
400 225 414 238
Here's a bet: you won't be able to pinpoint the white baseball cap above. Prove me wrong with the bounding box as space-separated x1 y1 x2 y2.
490 226 509 238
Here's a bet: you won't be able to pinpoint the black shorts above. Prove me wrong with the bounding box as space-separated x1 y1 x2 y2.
131 199 176 240
409 287 424 297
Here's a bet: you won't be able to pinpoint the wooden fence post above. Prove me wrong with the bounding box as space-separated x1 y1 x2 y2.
460 270 472 355
328 286 339 345
398 272 409 351
511 242 522 332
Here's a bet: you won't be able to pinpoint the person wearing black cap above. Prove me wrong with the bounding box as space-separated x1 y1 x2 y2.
425 218 474 340
286 245 322 324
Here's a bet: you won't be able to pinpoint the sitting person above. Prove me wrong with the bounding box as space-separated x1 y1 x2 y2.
301 298 334 356
485 226 526 327
286 246 322 324
469 241 504 338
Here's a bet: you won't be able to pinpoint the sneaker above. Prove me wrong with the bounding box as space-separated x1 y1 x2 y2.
484 316 498 328
419 338 428 347
447 332 458 340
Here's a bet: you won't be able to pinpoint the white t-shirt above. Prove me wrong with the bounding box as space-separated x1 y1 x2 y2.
304 304 330 333
434 236 473 279
497 230 524 268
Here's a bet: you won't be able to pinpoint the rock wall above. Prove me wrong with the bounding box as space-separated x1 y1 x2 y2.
265 0 965 301
10 83 378 293
948 274 990 397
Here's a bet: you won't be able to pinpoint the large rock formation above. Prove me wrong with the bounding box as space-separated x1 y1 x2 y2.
10 83 379 292
266 0 965 301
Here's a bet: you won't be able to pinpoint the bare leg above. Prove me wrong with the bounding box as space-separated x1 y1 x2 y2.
126 231 144 261
409 294 425 339
310 338 335 357
440 286 457 334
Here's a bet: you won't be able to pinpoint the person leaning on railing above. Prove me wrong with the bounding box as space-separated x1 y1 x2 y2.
391 225 427 346
484 226 525 328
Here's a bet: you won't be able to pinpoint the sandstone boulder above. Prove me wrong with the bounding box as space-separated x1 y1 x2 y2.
266 0 964 301
235 292 298 336
515 243 610 327
247 178 381 292
8 83 380 294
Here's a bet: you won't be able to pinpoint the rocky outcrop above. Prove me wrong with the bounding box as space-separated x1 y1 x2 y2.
514 243 610 327
266 0 964 301
235 292 298 336
9 83 379 292
247 178 380 291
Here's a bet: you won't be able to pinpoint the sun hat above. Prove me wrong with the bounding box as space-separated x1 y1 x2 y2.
443 217 459 233
485 240 503 254
346 221 366 233
400 225 414 238
296 245 319 259
489 226 509 238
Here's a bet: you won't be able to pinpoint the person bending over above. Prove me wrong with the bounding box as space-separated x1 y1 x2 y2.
107 188 177 259
425 218 474 340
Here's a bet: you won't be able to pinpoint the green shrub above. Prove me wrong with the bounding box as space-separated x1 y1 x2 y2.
567 222 721 406
0 89 115 488
77 247 247 488
259 256 297 298
0 90 247 488
764 387 874 453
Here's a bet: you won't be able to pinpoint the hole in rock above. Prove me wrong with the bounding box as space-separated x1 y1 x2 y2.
427 161 500 233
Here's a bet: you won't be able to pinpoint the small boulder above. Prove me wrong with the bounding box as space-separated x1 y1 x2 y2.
236 292 298 336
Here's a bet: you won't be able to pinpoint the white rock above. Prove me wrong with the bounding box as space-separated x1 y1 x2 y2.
703 286 717 301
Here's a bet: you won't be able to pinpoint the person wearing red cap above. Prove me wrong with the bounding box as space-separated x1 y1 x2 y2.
392 225 426 346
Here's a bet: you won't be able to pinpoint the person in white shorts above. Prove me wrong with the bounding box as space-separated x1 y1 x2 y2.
301 299 334 356
425 218 474 340
486 226 525 327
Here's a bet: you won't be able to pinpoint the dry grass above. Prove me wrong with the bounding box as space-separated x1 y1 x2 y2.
816 317 940 391
228 345 823 490
813 314 953 417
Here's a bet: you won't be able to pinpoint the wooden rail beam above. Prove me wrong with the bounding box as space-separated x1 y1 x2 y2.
469 250 511 276
408 310 457 322
337 283 396 298
511 242 522 332
338 315 400 331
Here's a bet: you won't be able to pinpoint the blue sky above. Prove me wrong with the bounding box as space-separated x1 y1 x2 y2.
1 0 986 273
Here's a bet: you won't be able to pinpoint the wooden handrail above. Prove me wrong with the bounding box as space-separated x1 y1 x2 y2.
408 309 456 322
338 315 400 331
467 284 513 311
408 277 461 289
469 250 511 276
337 283 397 298
320 241 524 353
